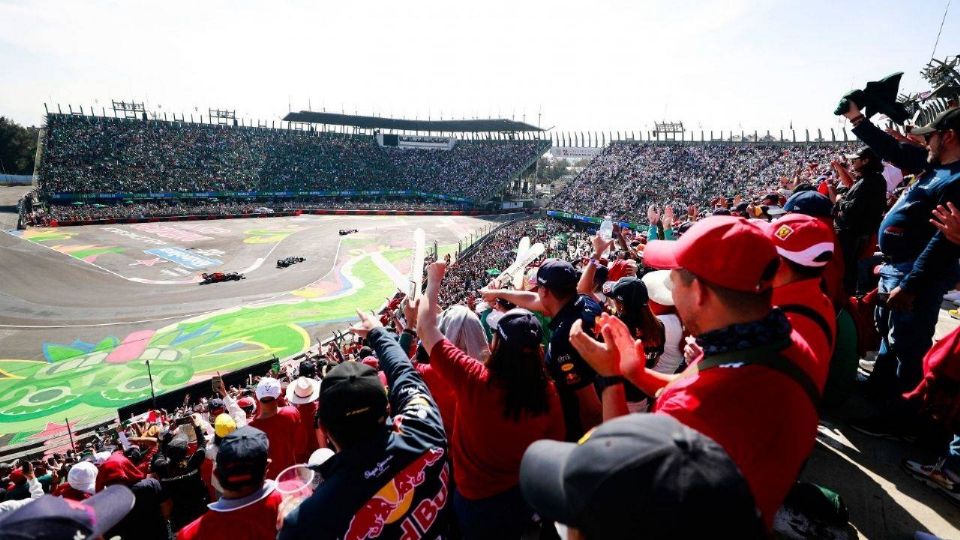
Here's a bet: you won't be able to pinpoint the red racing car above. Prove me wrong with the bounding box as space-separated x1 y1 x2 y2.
199 272 245 285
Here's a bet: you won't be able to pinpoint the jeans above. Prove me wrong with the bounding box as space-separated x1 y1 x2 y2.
871 261 959 397
453 485 533 540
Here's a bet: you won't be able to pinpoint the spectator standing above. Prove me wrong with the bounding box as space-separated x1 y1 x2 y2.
842 105 960 413
624 216 820 528
832 147 888 294
54 461 97 501
250 377 303 481
285 374 322 462
178 427 283 540
97 451 168 540
418 262 565 538
279 310 449 540
480 259 604 441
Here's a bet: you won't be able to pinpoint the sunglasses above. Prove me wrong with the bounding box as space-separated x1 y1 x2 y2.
923 131 941 143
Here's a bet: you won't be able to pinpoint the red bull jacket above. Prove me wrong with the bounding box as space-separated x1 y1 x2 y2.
279 327 450 540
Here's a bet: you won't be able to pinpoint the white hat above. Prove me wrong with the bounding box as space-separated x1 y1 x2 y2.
286 377 321 405
256 377 282 401
308 448 335 466
68 461 98 494
641 270 674 307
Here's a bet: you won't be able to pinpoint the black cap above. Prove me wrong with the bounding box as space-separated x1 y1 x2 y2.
520 413 763 540
216 426 269 490
0 485 135 540
609 277 649 307
843 146 878 161
358 346 375 360
732 202 750 214
712 208 732 216
298 360 317 379
490 308 543 350
912 107 960 136
318 361 388 438
536 259 578 292
784 191 834 219
761 193 780 206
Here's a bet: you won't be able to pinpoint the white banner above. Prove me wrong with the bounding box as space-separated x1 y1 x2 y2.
550 147 601 158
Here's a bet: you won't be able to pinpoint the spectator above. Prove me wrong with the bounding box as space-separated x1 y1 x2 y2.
520 413 764 539
285 374 323 462
178 427 283 540
0 485 136 538
831 147 888 294
279 310 449 539
841 105 960 432
97 451 168 540
417 262 565 538
54 461 97 501
480 259 604 441
249 377 303 481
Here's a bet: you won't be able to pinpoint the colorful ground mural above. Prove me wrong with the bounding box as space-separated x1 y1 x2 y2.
0 249 406 446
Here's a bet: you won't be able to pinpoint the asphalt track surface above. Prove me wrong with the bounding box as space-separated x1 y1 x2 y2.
0 188 506 442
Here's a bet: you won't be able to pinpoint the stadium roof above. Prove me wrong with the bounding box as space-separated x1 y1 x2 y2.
282 111 543 132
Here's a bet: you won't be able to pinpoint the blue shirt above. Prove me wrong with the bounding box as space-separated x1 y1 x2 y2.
853 121 960 292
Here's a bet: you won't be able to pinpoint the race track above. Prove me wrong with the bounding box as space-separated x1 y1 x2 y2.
0 209 505 447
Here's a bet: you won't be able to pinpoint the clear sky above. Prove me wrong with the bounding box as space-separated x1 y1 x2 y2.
1 0 957 135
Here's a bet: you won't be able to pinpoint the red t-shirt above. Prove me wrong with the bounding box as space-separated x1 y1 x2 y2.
654 331 819 530
250 406 302 480
430 339 566 500
773 279 836 391
295 401 320 462
416 362 458 441
176 486 282 540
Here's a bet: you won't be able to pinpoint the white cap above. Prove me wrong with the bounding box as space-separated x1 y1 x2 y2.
256 377 282 401
68 461 98 494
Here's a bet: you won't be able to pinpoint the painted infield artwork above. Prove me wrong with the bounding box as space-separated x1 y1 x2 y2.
0 228 436 446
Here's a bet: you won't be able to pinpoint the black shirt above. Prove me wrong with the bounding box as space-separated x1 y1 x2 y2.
546 294 603 441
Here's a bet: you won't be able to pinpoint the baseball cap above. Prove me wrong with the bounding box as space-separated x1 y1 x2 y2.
911 107 960 136
761 192 780 206
642 216 779 293
214 413 238 439
298 360 317 379
67 461 98 495
489 308 543 350
843 146 879 161
255 377 282 401
286 376 321 405
238 396 257 411
609 277 649 307
536 259 578 291
784 191 834 219
0 484 135 540
216 426 269 491
764 205 787 217
520 413 762 540
317 362 388 437
762 214 835 268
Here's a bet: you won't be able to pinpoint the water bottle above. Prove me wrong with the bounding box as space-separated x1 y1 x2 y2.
599 217 614 241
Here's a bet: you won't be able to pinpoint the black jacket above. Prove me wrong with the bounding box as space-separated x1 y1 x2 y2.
835 171 887 236
279 327 449 540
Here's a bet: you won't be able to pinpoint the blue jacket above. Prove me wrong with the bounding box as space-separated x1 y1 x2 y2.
279 327 450 540
853 120 960 292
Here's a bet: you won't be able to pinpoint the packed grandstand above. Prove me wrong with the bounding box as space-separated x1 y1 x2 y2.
5 51 960 539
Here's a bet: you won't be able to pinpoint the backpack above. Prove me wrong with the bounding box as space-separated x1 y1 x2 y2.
903 325 960 432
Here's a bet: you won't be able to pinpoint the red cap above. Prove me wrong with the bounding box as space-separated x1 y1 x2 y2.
238 396 256 409
761 214 835 268
642 216 778 293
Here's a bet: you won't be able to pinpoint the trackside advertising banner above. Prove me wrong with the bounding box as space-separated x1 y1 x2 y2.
546 210 643 231
48 190 472 204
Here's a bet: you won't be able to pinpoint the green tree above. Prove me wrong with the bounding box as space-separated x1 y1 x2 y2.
0 117 39 175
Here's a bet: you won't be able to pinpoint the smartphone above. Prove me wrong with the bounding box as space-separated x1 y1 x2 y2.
210 375 222 393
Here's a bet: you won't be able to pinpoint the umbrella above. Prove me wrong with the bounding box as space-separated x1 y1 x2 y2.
485 268 501 276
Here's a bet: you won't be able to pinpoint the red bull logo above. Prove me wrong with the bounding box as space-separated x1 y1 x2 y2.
345 447 446 540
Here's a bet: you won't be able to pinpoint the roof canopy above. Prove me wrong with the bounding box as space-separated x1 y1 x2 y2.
282 111 542 132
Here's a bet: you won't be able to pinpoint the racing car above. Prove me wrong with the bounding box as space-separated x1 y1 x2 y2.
277 256 306 268
199 271 245 284
338 228 359 236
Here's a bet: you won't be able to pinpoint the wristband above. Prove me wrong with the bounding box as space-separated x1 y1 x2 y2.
596 375 625 392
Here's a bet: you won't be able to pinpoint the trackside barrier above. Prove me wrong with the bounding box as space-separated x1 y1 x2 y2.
42 209 511 227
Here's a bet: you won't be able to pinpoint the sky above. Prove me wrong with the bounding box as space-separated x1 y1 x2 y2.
1 0 958 136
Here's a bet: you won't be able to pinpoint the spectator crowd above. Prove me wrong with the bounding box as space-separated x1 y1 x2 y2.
37 114 547 205
3 101 960 540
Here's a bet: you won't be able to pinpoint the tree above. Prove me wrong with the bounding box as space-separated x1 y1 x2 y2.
0 117 39 175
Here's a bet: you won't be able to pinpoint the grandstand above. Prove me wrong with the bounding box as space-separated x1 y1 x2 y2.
33 110 551 218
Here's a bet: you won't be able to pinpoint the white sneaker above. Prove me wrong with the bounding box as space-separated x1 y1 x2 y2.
943 290 960 304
